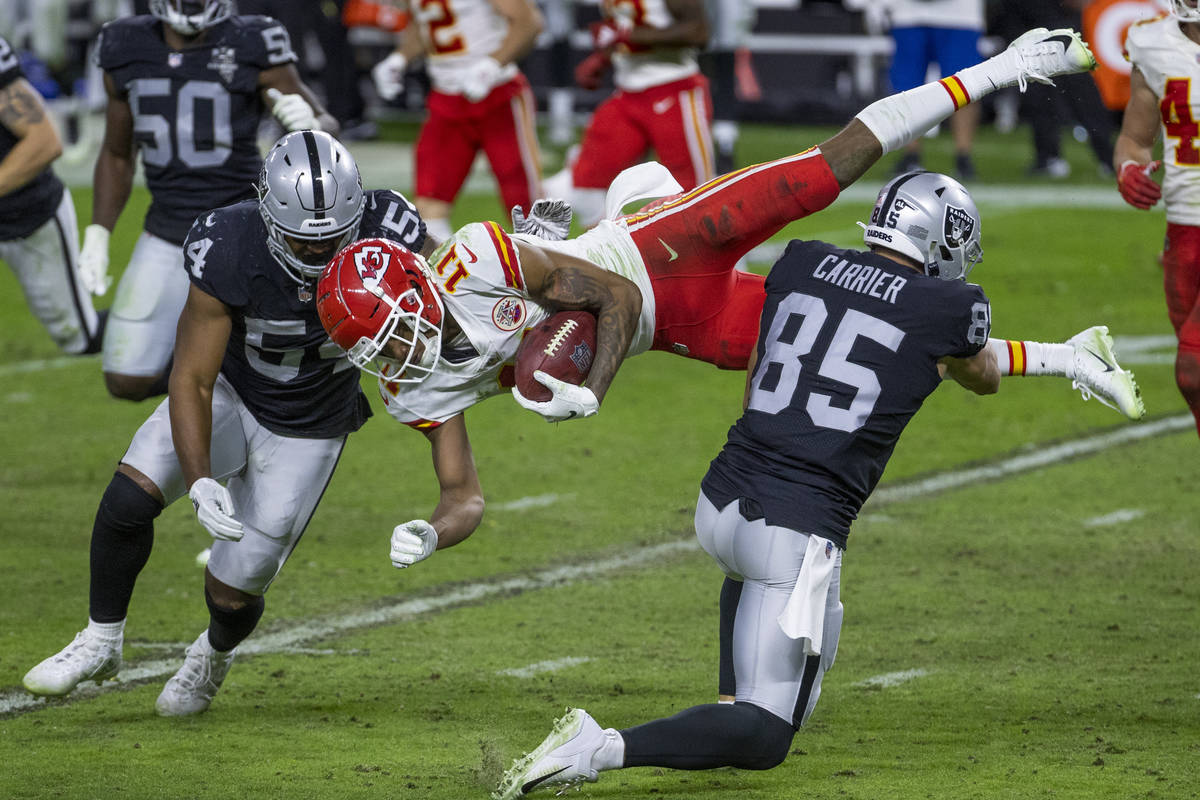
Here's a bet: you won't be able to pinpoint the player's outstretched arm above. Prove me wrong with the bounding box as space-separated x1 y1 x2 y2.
420 414 485 551
941 349 1000 396
92 73 136 232
0 77 61 196
169 285 243 541
517 241 642 404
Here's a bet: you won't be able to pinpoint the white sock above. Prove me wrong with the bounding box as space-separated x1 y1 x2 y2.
424 216 452 243
592 729 626 771
856 42 1030 155
87 618 125 641
987 338 1073 377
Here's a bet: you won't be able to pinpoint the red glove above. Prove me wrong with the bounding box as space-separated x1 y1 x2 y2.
574 50 612 90
589 20 630 51
1118 159 1163 210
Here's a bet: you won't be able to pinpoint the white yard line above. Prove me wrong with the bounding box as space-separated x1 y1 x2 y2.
853 669 930 689
491 493 572 512
0 356 94 377
1083 509 1146 528
498 657 593 678
1 414 1191 715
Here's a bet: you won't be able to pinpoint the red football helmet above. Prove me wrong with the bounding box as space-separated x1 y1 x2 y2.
317 238 444 382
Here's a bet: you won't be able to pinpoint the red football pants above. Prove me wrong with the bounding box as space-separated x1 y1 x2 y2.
573 74 714 192
1162 223 1200 437
620 149 841 369
415 75 542 212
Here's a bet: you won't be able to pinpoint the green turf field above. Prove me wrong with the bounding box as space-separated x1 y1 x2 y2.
0 123 1197 799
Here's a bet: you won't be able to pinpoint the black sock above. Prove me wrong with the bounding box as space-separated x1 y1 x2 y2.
620 702 795 771
88 471 163 622
205 588 265 652
717 576 742 697
82 309 109 355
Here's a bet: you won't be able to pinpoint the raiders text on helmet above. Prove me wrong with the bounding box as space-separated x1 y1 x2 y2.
317 238 445 382
258 131 366 285
861 171 983 281
149 0 233 35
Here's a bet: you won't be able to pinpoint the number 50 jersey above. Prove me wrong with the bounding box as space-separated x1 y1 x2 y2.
702 239 991 548
97 14 296 244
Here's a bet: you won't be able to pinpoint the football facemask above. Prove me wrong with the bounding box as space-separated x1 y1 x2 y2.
1170 0 1200 22
258 131 366 285
860 170 983 281
317 238 445 382
149 0 233 35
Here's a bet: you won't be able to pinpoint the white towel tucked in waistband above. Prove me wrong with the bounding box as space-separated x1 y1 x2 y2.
777 534 838 655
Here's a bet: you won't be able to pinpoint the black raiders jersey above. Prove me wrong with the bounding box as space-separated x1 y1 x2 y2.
701 239 991 548
0 35 65 240
182 189 427 438
97 14 296 245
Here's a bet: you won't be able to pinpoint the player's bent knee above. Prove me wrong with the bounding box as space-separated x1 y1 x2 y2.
100 470 165 529
730 702 796 770
1175 345 1200 404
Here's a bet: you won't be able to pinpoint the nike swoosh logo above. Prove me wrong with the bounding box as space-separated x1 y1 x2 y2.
1084 348 1114 372
658 237 678 262
522 766 569 793
460 244 478 263
652 98 674 114
1044 34 1074 50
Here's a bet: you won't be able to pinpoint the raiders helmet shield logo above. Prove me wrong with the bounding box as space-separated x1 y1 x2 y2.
207 46 238 84
354 245 391 291
943 205 976 248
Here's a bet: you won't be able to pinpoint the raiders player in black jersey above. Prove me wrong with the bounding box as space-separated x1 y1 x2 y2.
23 130 434 716
0 34 104 355
81 0 338 402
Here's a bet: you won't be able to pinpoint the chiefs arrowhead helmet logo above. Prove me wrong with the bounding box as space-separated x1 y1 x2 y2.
353 245 391 290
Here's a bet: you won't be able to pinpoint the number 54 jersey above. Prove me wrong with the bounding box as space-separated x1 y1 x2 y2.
96 14 296 244
1125 15 1200 225
702 239 991 548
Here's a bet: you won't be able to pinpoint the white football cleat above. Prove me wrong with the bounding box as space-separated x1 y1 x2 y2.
23 629 122 696
1004 27 1097 91
494 708 605 799
156 631 235 716
1067 325 1146 420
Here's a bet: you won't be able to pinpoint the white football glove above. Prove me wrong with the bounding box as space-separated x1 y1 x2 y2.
78 224 112 296
511 198 573 241
266 88 320 132
512 370 600 422
390 519 439 568
461 57 503 102
371 51 408 101
189 477 244 542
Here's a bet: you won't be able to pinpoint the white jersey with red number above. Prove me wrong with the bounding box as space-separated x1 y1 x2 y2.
603 0 699 92
410 0 519 94
378 220 657 425
1126 15 1200 225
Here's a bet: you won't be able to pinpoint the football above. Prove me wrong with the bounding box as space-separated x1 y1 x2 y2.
513 311 598 402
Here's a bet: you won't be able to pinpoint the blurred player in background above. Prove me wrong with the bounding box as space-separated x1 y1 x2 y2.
569 0 714 229
23 131 433 717
884 0 986 179
0 32 104 356
315 28 1142 583
84 0 337 401
1116 0 1200 438
370 0 545 242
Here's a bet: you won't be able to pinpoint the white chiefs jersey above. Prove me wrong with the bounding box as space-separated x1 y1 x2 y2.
603 0 699 92
1126 15 1200 225
408 0 518 94
378 219 657 426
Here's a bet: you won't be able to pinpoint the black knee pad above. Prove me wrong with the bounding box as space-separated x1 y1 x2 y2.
97 470 164 530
